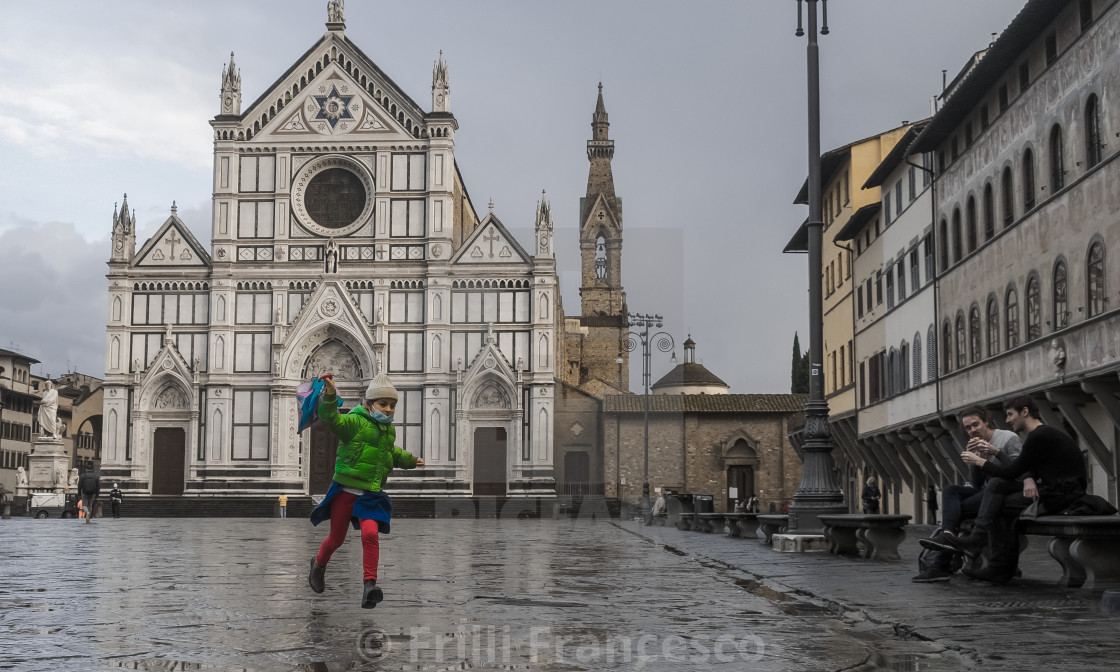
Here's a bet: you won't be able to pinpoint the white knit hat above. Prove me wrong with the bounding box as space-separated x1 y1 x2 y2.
364 372 398 401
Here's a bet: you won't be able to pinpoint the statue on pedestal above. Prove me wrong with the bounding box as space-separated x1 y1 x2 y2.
37 380 60 439
68 468 79 491
16 466 28 488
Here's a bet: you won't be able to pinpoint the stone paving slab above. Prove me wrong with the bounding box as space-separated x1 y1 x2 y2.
0 516 971 671
620 520 1120 671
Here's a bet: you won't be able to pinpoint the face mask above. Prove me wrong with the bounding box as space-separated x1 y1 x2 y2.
371 410 394 423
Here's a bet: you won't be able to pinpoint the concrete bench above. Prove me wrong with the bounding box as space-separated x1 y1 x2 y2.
1020 515 1120 589
694 513 725 533
676 512 696 532
819 514 912 562
757 514 789 545
722 512 760 539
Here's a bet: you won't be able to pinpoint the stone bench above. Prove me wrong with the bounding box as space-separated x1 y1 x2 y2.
676 512 696 532
819 514 912 562
757 514 789 545
722 513 760 539
1019 515 1120 589
694 513 725 533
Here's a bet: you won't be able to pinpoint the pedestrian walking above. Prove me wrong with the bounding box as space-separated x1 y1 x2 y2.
109 483 123 519
77 470 100 524
307 372 424 608
861 477 881 514
278 493 288 518
926 485 938 525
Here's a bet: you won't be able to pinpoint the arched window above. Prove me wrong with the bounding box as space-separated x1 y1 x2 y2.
938 218 950 271
1049 125 1065 192
1022 148 1036 210
1088 241 1106 317
1085 94 1102 168
942 320 953 374
927 324 938 381
1006 286 1020 349
1053 259 1068 329
966 196 978 253
1026 275 1041 341
595 235 608 280
887 349 897 397
969 305 982 363
983 183 995 240
900 341 910 391
951 207 963 263
955 313 967 369
1002 166 1015 226
987 296 1000 357
912 333 923 387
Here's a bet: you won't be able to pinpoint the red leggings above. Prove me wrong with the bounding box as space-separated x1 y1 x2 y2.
315 491 380 581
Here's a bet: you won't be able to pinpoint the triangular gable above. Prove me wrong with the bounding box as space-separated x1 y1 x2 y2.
451 213 531 265
239 34 426 143
460 332 520 406
136 336 198 411
278 280 377 380
580 193 620 237
134 216 211 268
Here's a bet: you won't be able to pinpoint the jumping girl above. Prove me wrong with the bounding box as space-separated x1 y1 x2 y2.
307 372 424 608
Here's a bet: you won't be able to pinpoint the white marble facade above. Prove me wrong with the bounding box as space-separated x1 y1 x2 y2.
101 6 557 498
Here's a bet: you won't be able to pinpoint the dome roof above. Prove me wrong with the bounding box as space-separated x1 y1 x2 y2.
651 362 729 392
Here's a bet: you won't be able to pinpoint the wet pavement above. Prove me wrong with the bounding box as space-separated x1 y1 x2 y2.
0 515 1113 670
622 519 1120 671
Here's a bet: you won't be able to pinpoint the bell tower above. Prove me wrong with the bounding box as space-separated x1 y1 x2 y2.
575 84 628 391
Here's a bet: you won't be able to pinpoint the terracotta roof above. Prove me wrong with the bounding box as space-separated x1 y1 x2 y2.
604 394 808 414
0 348 40 364
652 362 728 390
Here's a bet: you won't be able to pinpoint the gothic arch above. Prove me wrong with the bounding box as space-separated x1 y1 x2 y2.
282 322 374 382
112 296 122 322
301 339 364 381
719 430 761 468
138 373 194 413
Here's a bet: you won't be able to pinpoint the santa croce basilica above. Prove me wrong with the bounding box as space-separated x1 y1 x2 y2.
99 3 805 513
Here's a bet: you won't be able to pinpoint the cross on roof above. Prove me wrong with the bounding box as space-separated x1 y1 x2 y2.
483 229 500 258
165 231 182 260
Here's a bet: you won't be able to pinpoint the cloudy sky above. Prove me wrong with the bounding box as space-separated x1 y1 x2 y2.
0 0 1027 391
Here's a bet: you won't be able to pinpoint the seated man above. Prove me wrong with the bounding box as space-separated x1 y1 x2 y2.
913 406 1025 582
934 396 1087 584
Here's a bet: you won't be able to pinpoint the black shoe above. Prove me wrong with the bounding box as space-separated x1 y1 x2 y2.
911 568 952 583
308 558 326 594
942 531 987 559
919 532 957 553
963 565 1014 585
362 580 383 609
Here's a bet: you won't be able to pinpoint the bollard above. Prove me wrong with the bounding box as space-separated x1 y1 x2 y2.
2 501 10 520
1102 590 1120 616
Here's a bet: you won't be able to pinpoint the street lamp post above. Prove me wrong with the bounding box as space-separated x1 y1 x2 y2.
788 0 846 534
626 313 674 521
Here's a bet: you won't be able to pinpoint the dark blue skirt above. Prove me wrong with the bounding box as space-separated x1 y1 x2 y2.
309 481 393 534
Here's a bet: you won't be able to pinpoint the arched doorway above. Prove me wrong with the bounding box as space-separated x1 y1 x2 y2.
724 438 759 511
152 427 186 495
473 427 507 496
302 340 361 494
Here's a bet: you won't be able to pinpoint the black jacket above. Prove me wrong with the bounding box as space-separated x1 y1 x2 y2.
109 488 123 503
77 473 100 496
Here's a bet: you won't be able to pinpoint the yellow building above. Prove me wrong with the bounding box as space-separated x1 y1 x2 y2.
785 126 909 503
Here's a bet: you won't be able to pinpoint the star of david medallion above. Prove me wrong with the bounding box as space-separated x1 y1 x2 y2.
313 86 355 128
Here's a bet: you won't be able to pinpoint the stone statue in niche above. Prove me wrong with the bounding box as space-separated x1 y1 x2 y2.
325 238 338 273
68 468 79 490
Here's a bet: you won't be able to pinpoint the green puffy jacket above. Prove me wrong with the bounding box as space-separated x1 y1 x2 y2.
319 394 417 492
